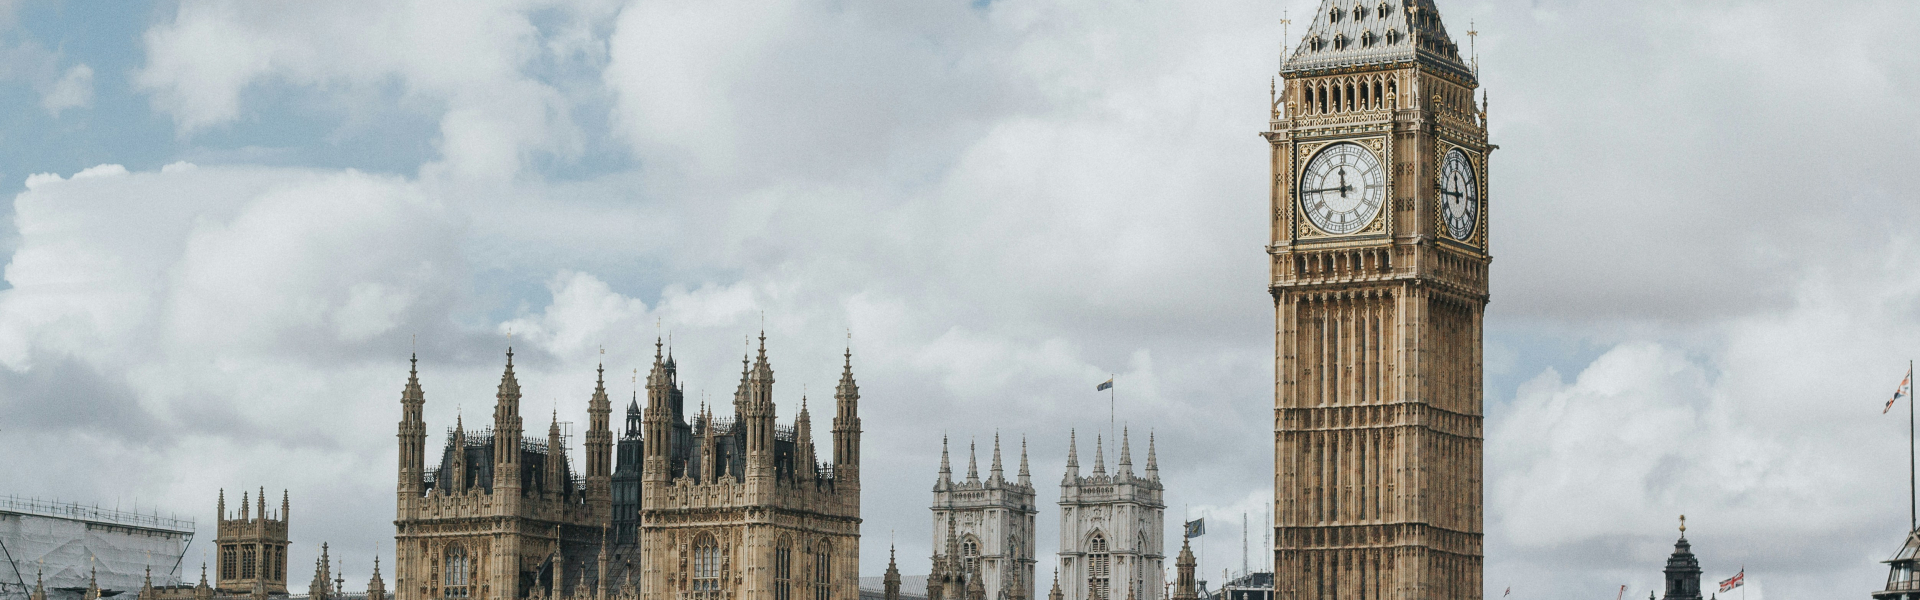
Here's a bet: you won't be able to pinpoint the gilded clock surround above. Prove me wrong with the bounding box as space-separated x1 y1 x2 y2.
1264 1 1492 598
1293 137 1392 240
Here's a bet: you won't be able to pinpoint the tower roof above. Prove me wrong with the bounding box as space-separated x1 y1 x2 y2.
1282 0 1473 80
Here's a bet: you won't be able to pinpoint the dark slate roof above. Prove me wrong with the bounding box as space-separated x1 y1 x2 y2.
1282 0 1473 80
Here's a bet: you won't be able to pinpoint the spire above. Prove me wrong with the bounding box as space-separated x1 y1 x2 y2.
1048 570 1064 600
989 433 1004 484
281 489 289 521
1092 434 1106 476
938 436 953 488
257 486 266 520
883 545 903 600
493 347 525 476
1018 436 1032 487
1118 427 1133 475
218 488 226 520
241 490 250 520
832 342 861 473
966 439 980 483
1145 432 1159 481
367 556 387 600
1064 430 1080 483
1281 0 1473 81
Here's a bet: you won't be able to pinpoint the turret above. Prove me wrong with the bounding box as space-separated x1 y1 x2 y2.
546 412 565 495
30 569 45 600
367 557 386 600
795 396 818 481
450 414 469 491
1171 539 1196 600
218 489 226 520
831 345 861 479
493 349 525 497
399 354 427 500
740 333 777 481
643 339 674 481
586 362 614 514
883 546 902 600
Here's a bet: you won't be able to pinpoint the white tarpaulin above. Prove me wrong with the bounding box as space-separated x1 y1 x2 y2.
0 498 192 600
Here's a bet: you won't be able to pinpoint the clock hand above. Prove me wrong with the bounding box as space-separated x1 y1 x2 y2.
1301 186 1354 194
1440 190 1465 199
1337 170 1350 197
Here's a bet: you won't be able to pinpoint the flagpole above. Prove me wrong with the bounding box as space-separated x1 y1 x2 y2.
1909 359 1914 531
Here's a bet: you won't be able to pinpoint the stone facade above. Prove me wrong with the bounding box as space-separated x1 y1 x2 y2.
391 337 860 600
929 436 1036 600
216 488 292 595
1265 0 1491 598
635 337 862 600
393 351 615 600
1055 431 1161 600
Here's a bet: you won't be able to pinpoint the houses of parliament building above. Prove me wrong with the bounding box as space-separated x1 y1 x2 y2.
391 336 863 600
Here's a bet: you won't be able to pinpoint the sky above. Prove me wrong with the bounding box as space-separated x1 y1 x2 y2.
0 0 1917 598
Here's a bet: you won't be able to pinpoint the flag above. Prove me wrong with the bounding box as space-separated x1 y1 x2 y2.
1888 368 1913 414
1097 378 1113 392
1718 569 1744 592
1184 519 1205 538
1615 585 1626 600
1502 587 1510 597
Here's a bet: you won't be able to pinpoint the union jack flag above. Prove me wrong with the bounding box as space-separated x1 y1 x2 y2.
1888 369 1913 414
1719 569 1745 592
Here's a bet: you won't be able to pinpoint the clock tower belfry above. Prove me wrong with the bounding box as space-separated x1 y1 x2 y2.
1265 1 1490 599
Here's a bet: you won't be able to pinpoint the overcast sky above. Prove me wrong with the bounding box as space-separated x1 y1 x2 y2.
1 0 1916 598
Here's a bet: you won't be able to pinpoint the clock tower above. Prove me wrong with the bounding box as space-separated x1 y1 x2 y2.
1265 1 1489 599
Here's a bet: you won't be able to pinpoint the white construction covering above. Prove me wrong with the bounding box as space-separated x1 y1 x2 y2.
0 497 194 600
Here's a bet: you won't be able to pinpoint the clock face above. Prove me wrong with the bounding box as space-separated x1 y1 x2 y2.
1299 142 1385 235
1439 149 1479 241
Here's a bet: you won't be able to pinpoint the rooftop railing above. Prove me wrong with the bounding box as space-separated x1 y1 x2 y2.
0 495 194 532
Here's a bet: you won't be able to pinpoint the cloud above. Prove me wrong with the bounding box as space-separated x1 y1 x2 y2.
39 63 91 115
3 0 1913 596
135 0 620 177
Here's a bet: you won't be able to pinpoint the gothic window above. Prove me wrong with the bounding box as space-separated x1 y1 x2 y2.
1087 533 1110 600
241 545 257 580
692 535 721 592
811 542 832 600
775 537 794 600
444 544 470 599
273 546 285 581
961 536 980 574
221 545 237 581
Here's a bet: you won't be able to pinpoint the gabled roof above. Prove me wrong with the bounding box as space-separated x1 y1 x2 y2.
1282 0 1474 80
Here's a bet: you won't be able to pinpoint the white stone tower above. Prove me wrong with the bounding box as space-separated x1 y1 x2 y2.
932 434 1039 600
1056 429 1162 600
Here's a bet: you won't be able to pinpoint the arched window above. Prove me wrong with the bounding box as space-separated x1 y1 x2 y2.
241 545 257 580
443 545 470 599
811 541 832 600
692 535 721 592
1087 533 1110 600
775 537 794 600
961 536 980 574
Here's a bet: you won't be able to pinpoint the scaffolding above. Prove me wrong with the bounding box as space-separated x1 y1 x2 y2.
0 496 195 600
